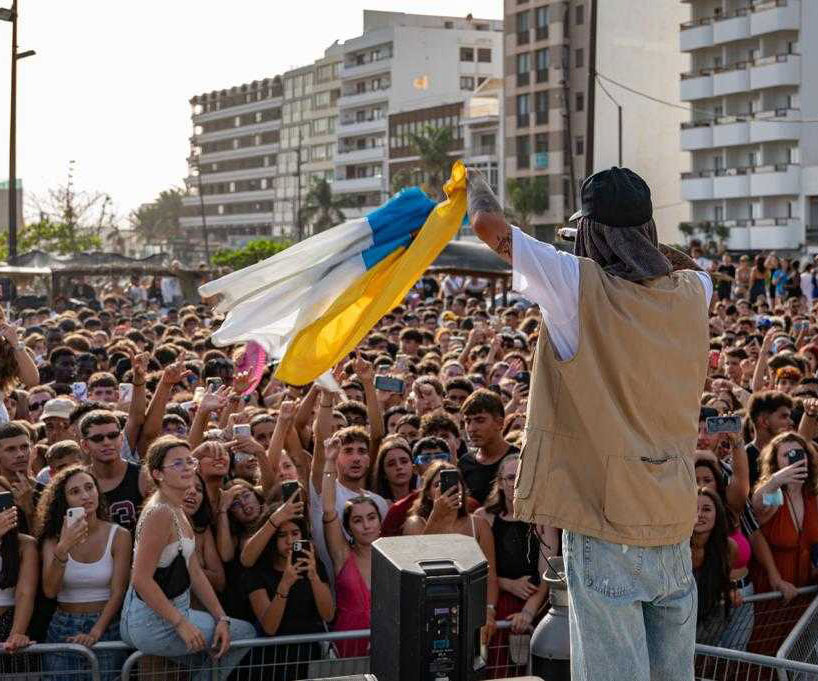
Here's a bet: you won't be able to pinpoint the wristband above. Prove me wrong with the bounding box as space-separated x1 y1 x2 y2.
217 616 229 625
323 512 339 524
133 382 146 387
54 552 68 565
267 516 279 530
275 591 288 599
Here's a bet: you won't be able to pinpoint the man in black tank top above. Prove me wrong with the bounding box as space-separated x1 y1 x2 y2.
80 411 150 533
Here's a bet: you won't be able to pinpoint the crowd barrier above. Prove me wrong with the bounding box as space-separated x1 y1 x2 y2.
0 621 518 681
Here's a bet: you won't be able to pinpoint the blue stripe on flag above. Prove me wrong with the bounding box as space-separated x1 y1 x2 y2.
366 188 435 246
361 234 412 270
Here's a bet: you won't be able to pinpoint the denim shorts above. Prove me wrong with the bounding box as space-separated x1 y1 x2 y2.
44 608 125 681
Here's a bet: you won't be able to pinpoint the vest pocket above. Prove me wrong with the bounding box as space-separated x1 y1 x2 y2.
602 454 696 528
514 428 544 500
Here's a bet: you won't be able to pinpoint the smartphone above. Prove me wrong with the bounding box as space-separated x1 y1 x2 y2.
794 320 809 333
118 383 134 404
0 491 13 513
708 350 720 370
233 452 254 465
706 415 742 434
515 371 531 386
181 400 197 414
66 506 85 528
787 448 807 466
193 387 206 402
375 375 405 394
233 424 251 438
71 381 88 402
439 469 460 497
395 355 410 372
206 377 224 391
291 539 310 564
281 480 300 503
811 543 818 569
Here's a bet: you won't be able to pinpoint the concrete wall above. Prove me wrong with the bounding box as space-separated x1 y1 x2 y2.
593 0 691 244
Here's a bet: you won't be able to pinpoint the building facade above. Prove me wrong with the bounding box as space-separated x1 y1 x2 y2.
504 0 689 243
182 78 283 251
680 0 818 252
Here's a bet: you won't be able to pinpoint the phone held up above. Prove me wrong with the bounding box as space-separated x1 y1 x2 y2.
292 539 310 565
0 490 13 513
281 480 300 505
706 415 742 434
66 506 85 528
439 469 461 503
374 375 405 394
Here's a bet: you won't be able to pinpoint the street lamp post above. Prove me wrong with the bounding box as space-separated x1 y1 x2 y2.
1 1 34 263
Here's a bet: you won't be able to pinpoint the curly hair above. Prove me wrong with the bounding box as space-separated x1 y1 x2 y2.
35 465 108 543
755 431 818 496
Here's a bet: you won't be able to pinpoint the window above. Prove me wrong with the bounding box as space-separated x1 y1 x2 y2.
516 52 531 86
517 135 531 169
517 95 531 127
576 137 585 156
477 48 492 63
535 48 549 82
460 47 474 62
575 92 585 112
444 20 454 28
535 90 548 124
535 133 548 154
575 5 585 25
575 49 584 68
460 76 475 91
516 11 530 44
535 6 549 39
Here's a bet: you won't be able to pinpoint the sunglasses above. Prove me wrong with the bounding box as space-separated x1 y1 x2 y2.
30 400 49 410
163 457 198 472
413 452 451 466
86 431 121 443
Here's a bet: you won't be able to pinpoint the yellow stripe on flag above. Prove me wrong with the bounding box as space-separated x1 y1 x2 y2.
275 161 467 385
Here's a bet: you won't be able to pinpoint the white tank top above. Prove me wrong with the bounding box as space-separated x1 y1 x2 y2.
57 524 117 603
0 554 15 607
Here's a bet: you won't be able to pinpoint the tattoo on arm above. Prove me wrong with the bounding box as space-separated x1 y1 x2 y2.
495 226 512 258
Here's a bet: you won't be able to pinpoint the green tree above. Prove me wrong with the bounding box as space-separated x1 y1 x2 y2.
130 188 186 244
407 125 455 200
506 177 549 232
714 223 730 246
301 178 354 234
678 222 696 244
17 217 101 255
212 239 291 270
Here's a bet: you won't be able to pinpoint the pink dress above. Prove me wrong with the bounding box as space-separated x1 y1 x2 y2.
332 552 372 657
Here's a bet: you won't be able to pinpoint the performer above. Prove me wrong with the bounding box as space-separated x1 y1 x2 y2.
468 167 711 681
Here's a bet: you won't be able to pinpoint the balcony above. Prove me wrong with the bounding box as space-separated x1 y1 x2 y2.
751 54 800 90
725 219 801 250
535 27 548 41
517 113 530 127
752 0 800 37
680 71 714 101
680 122 713 150
680 19 714 52
517 30 530 45
196 142 280 163
180 213 273 228
340 57 392 79
465 145 497 159
681 171 715 200
335 146 385 163
807 225 818 246
750 163 800 196
189 165 274 185
714 168 751 198
713 62 750 96
194 118 282 144
517 72 530 87
332 175 384 194
341 205 380 220
535 68 548 84
535 110 549 125
337 117 387 136
712 8 751 45
337 88 390 109
193 96 283 124
197 188 276 205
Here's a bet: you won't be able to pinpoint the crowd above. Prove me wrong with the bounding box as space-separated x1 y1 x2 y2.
0 242 817 679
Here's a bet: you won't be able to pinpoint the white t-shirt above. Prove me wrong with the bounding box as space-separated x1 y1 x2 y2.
511 226 713 360
309 479 388 583
801 271 814 305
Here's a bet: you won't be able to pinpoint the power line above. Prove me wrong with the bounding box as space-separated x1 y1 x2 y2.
595 71 818 124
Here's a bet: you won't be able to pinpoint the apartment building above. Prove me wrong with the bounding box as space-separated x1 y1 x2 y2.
504 0 689 243
679 0 818 252
335 11 503 217
182 78 283 250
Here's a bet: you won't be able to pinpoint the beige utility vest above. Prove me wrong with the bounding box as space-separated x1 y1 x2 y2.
513 258 709 546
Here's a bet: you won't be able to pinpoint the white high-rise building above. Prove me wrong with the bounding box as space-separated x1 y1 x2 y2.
679 0 818 252
333 11 503 217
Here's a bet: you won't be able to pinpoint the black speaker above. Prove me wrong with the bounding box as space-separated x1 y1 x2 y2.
371 534 488 681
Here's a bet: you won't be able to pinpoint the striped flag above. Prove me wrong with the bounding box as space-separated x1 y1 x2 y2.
200 160 467 386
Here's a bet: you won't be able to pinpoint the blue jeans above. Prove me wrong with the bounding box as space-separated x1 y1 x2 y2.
44 609 124 681
562 530 697 681
120 586 256 681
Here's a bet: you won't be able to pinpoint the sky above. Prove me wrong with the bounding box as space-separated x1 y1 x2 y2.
0 0 502 224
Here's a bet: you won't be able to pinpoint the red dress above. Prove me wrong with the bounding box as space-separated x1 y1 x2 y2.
332 552 371 658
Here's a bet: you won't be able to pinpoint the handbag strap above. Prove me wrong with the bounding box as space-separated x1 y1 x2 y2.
135 501 185 555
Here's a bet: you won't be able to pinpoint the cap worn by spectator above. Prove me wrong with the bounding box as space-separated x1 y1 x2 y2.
42 397 75 421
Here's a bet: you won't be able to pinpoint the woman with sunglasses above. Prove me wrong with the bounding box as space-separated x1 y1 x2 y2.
36 465 131 681
476 454 556 676
323 437 382 656
750 432 818 593
120 436 255 680
370 435 417 503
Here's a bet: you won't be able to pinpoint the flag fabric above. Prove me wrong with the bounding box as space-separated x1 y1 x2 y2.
200 160 467 386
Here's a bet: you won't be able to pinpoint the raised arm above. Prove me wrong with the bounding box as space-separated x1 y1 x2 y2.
321 438 350 574
353 353 384 456
138 359 191 454
467 169 511 265
124 353 148 453
310 390 334 493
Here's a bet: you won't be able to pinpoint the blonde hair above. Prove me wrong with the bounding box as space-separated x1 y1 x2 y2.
755 431 818 496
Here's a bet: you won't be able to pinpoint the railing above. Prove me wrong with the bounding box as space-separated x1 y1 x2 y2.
517 113 530 127
682 163 798 179
517 72 530 87
681 53 797 79
681 108 799 128
517 30 529 45
681 0 791 31
0 623 518 681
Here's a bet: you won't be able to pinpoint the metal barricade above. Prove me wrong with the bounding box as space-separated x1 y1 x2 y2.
696 643 818 681
0 641 104 681
776 588 818 681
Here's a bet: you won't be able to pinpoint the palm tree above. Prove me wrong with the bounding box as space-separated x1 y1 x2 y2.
506 177 548 232
407 125 455 200
130 188 185 245
678 222 696 245
301 178 354 234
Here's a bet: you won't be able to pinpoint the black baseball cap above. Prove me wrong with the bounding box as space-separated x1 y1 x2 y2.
569 167 653 228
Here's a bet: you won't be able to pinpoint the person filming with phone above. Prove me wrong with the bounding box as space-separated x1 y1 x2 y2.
36 466 131 681
469 166 712 680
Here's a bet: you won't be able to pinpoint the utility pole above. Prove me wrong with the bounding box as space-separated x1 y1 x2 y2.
3 1 34 263
585 0 598 177
561 2 578 219
294 126 303 241
194 158 210 265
